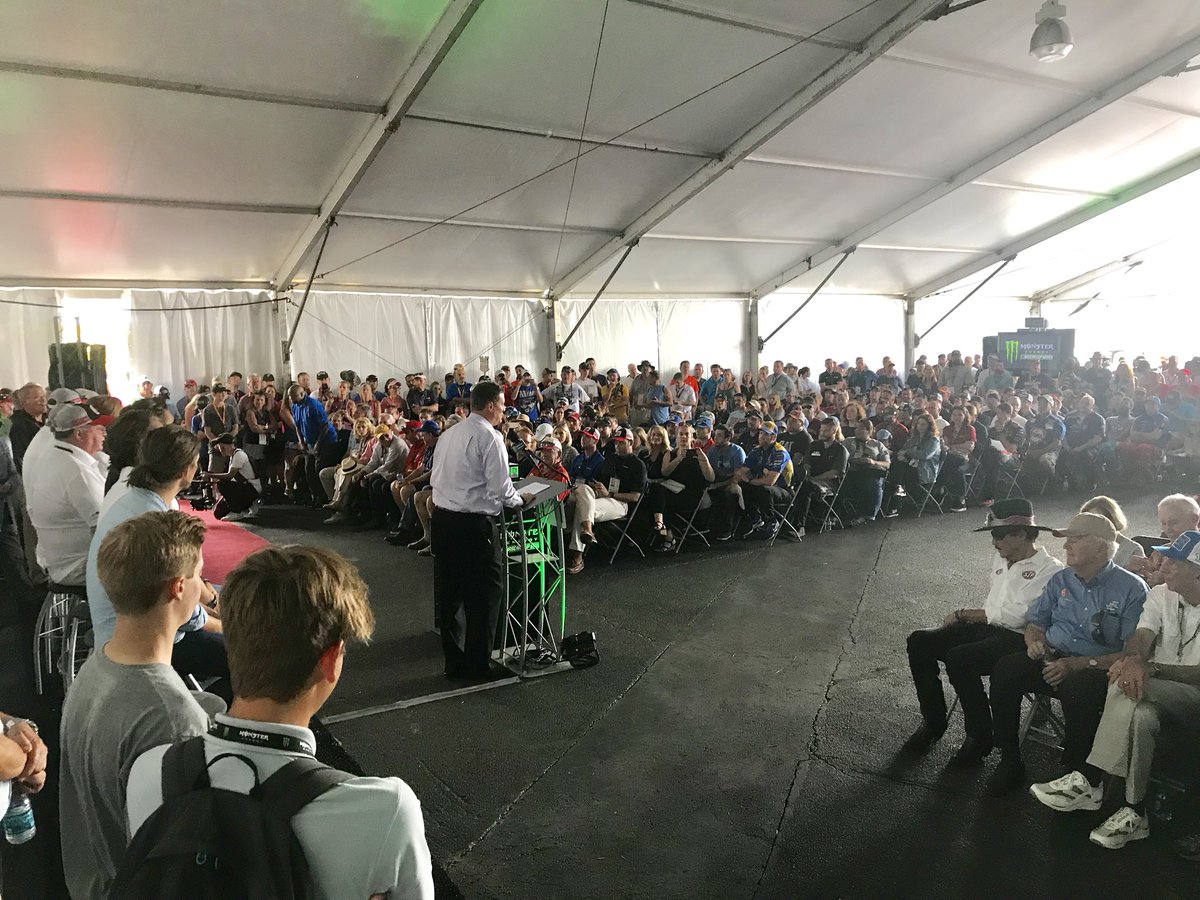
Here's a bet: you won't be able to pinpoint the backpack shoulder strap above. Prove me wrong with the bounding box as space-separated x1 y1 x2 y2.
258 757 354 823
161 736 210 802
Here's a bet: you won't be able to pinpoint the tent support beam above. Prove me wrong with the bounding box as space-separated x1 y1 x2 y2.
747 31 1200 300
272 0 484 289
283 219 334 363
759 249 854 348
556 241 639 361
745 297 760 379
903 298 917 374
0 60 384 115
916 256 1014 345
548 0 944 299
0 187 316 215
907 147 1200 301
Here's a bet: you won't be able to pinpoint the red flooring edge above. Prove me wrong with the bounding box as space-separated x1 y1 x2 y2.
180 499 272 584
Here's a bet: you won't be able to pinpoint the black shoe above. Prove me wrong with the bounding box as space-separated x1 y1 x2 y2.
947 736 993 767
901 721 947 755
384 531 411 546
986 756 1027 797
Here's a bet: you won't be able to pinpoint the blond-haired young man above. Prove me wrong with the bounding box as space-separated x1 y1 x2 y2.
60 510 213 900
127 546 434 899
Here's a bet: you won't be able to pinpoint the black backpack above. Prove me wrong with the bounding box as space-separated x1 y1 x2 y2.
110 736 351 899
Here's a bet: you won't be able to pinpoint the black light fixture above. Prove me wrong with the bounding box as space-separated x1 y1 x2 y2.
1030 1 1073 63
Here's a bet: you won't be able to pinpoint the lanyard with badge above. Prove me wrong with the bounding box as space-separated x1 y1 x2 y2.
1176 603 1200 662
209 722 315 756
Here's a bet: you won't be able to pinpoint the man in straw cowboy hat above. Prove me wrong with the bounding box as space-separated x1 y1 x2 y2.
903 499 1064 766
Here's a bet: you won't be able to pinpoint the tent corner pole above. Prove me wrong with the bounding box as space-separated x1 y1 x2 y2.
903 297 917 374
745 296 760 378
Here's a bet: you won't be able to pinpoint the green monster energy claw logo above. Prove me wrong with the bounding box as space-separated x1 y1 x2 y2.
1004 340 1020 364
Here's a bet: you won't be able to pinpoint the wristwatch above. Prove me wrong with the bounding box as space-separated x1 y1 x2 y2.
1088 657 1098 668
2 717 37 736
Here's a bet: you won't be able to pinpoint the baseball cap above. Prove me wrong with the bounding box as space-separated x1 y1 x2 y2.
0 388 12 402
49 387 81 406
612 426 633 442
538 438 563 452
505 406 519 420
667 413 683 425
184 378 198 389
760 421 779 437
607 368 619 375
316 371 329 379
49 400 115 432
373 424 391 437
694 416 714 430
555 398 569 407
1051 513 1117 542
534 422 554 440
367 374 381 382
212 432 236 446
419 420 441 435
1152 530 1200 565
566 411 580 422
746 409 763 421
580 426 600 440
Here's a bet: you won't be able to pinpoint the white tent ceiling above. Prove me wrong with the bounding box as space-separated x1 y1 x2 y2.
2 0 1200 305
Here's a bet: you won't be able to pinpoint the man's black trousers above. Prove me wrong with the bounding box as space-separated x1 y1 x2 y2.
906 622 1025 740
432 508 502 676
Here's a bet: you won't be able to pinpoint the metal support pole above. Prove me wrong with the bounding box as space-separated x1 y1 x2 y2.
556 240 637 360
545 295 561 372
916 256 1014 345
746 296 760 378
283 218 334 363
52 316 66 389
1029 298 1044 319
903 298 917 374
760 248 854 348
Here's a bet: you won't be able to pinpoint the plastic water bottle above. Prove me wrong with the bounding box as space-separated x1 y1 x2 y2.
3 792 36 845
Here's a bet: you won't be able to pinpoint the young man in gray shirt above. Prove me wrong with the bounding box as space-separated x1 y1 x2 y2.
59 510 214 899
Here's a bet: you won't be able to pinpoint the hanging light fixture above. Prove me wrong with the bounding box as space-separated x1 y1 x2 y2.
1030 1 1073 63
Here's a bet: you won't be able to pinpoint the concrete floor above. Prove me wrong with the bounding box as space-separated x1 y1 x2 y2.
4 487 1197 899
251 488 1199 900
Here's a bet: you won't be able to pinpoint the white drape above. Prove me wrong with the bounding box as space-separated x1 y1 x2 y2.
288 292 429 382
128 290 279 400
0 290 62 389
556 299 659 374
426 296 545 378
656 300 744 375
759 293 905 369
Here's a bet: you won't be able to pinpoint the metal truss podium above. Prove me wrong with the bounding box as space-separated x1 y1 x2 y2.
493 477 572 678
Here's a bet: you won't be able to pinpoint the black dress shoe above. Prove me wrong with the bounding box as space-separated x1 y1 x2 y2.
901 721 947 755
384 531 409 546
947 736 993 767
986 756 1027 797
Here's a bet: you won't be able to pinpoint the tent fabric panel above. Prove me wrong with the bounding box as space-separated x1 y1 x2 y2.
0 0 449 105
307 217 606 294
0 291 60 390
0 198 308 283
0 74 368 206
983 101 1200 196
344 118 704 232
653 163 935 244
664 0 915 43
569 238 815 296
128 290 279 404
759 293 905 369
426 296 546 380
288 292 431 384
656 300 745 379
411 0 844 154
769 247 981 298
757 55 1078 181
556 299 660 375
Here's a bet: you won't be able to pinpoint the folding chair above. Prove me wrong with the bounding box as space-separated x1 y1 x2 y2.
766 483 804 547
595 493 646 564
33 583 86 695
1019 693 1065 751
900 453 944 518
806 478 845 534
671 492 712 554
996 454 1026 500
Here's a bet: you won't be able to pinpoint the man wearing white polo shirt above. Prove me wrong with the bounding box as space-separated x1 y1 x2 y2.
24 401 114 587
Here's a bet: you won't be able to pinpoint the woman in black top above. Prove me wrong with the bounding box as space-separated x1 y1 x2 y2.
645 424 715 552
639 425 672 481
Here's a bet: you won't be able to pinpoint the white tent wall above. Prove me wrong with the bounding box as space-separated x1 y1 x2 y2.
427 296 546 379
758 293 905 369
656 299 745 376
912 292 1029 363
128 290 279 402
0 290 61 389
556 299 658 375
287 292 430 383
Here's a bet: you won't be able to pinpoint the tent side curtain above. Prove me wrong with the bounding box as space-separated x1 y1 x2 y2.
288 292 430 384
0 290 61 389
758 294 905 369
129 290 280 402
426 296 545 380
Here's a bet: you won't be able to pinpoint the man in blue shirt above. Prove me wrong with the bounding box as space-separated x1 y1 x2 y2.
646 371 670 426
706 424 746 541
698 364 720 412
289 384 340 504
568 426 606 484
734 422 793 541
986 512 1148 796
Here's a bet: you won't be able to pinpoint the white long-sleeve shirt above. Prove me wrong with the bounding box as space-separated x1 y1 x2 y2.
25 440 105 585
982 546 1064 631
430 414 522 516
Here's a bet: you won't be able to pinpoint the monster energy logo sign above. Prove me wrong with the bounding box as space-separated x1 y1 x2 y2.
1004 340 1020 364
1001 338 1058 364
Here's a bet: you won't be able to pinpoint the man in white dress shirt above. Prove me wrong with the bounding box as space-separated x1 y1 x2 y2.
24 401 114 587
429 382 533 678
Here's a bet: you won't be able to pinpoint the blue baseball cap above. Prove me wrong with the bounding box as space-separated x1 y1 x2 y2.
668 413 683 425
419 420 442 435
694 415 714 430
1153 530 1200 565
760 421 779 437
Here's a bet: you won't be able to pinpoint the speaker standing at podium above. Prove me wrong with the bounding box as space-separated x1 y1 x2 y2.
430 382 534 678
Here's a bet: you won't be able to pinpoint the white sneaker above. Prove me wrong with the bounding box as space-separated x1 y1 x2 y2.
249 500 261 516
224 511 245 522
1089 806 1149 850
1029 771 1103 812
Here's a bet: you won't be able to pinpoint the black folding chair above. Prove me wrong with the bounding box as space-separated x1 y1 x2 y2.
595 493 646 564
672 492 712 554
767 483 804 547
806 478 845 534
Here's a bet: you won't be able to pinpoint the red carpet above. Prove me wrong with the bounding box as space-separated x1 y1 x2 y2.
180 500 272 583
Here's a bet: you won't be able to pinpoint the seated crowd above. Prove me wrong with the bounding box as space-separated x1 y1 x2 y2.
2 348 1200 893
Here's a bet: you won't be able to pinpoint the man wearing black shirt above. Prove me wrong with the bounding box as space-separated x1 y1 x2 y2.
1058 394 1106 490
818 359 843 390
796 420 849 530
406 374 438 415
564 431 646 574
9 383 48 472
737 410 763 452
779 413 813 460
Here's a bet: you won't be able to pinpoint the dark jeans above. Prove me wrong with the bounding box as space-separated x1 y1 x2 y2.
709 486 739 536
742 482 791 522
842 469 885 519
643 482 703 519
936 453 970 503
432 508 502 676
172 627 232 703
214 478 259 518
367 475 400 525
883 462 929 512
907 623 1025 739
989 650 1109 777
